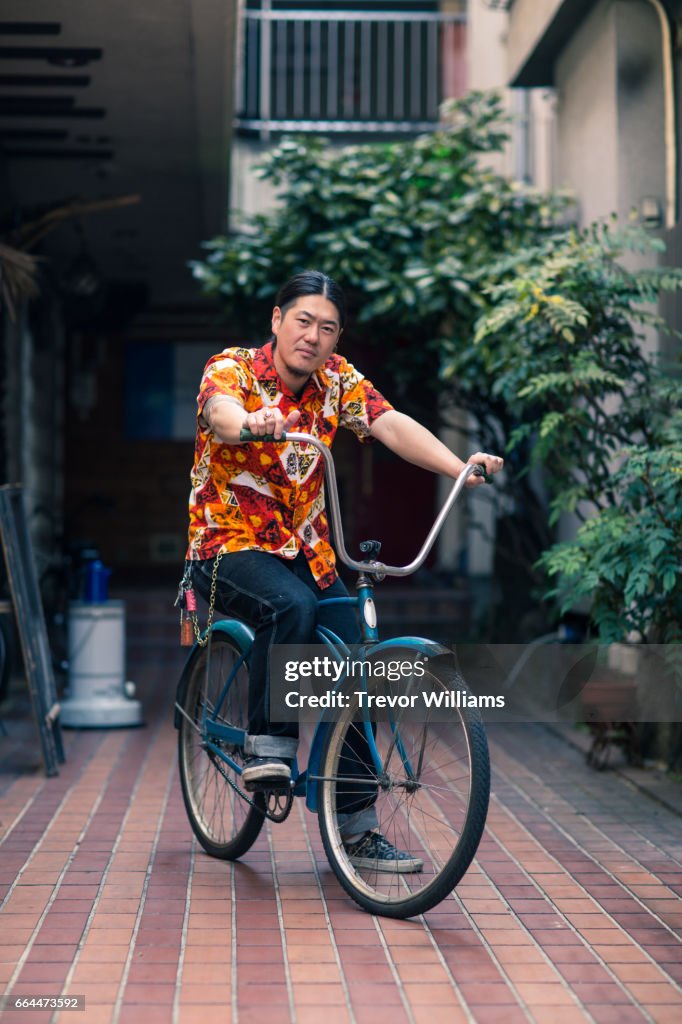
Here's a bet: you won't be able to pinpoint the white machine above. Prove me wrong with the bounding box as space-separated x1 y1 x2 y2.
61 600 143 728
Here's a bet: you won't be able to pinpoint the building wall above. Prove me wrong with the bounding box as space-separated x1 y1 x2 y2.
615 0 666 225
63 332 202 579
554 1 619 223
552 0 669 227
468 1 557 187
509 0 679 231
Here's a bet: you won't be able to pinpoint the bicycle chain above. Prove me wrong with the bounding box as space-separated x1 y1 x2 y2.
192 551 224 647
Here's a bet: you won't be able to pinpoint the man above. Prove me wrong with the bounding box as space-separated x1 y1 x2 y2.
187 270 503 871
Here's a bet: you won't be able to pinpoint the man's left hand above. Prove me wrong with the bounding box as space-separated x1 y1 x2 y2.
465 452 504 487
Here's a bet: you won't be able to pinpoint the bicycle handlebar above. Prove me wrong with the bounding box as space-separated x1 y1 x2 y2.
238 428 490 578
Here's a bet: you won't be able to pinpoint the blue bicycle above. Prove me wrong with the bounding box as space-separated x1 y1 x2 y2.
175 430 490 918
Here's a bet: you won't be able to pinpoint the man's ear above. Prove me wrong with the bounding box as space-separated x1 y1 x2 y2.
271 305 282 335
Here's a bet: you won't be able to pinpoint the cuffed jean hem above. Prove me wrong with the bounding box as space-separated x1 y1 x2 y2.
244 735 299 759
336 806 379 839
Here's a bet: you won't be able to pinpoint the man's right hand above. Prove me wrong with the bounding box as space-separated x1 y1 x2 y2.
243 407 301 440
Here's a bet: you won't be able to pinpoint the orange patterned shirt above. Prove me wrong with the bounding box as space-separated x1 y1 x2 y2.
186 341 393 588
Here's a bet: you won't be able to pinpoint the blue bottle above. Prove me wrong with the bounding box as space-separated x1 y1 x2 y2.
84 560 112 603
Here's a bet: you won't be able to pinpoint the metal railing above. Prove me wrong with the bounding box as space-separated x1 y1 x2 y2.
235 6 467 136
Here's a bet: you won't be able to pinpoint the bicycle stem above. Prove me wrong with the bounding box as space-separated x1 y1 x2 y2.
239 428 483 578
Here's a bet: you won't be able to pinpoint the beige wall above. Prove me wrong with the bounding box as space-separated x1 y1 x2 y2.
230 139 280 224
508 0 673 228
615 0 666 224
554 0 619 223
467 1 557 188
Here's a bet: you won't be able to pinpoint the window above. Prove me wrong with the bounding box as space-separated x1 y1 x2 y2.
236 2 466 135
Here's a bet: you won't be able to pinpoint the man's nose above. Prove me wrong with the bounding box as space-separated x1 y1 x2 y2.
304 322 320 343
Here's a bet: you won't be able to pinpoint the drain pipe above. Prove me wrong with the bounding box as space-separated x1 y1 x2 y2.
643 0 677 228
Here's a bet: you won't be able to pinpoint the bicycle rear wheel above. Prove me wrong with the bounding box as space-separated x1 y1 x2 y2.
178 631 265 859
318 662 490 918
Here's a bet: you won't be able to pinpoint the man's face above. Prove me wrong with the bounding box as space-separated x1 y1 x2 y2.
271 294 342 383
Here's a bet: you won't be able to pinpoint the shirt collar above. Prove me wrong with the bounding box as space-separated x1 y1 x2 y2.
252 340 280 382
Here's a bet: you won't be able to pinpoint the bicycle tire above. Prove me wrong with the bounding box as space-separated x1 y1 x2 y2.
318 662 490 918
178 631 265 859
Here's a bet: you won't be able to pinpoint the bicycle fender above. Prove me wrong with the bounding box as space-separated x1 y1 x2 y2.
211 618 255 650
368 637 453 661
173 619 254 730
305 719 334 813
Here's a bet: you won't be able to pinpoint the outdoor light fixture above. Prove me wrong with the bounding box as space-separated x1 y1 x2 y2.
639 196 663 228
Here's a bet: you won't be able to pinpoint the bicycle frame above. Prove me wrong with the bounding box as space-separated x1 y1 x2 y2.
176 431 485 813
179 600 452 816
176 431 493 917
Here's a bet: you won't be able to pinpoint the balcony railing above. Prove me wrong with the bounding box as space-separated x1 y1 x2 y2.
235 7 467 137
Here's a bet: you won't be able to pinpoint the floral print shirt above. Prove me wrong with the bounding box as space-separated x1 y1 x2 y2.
186 341 393 588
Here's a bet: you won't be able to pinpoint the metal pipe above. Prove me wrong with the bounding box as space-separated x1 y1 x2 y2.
343 20 355 119
310 19 321 120
410 21 421 121
377 21 388 120
327 19 338 118
361 21 371 121
275 18 287 120
236 117 444 133
258 0 272 140
293 19 305 118
244 10 465 23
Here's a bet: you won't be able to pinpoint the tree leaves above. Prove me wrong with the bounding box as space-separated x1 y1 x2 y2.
539 437 682 643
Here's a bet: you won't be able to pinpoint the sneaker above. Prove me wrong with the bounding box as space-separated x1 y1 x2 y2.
241 756 291 792
344 831 423 873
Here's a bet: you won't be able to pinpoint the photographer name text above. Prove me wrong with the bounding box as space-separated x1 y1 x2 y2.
284 689 505 710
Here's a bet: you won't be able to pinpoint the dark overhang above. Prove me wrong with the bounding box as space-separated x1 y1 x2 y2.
510 0 596 87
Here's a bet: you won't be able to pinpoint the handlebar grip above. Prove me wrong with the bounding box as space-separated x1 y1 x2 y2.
239 428 288 443
471 464 494 484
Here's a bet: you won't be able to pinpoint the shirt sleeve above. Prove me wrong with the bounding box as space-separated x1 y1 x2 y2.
197 348 254 421
337 357 393 441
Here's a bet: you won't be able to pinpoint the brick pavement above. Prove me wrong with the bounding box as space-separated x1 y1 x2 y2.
1 592 681 1024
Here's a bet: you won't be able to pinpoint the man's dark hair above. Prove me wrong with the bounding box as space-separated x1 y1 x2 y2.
276 270 346 330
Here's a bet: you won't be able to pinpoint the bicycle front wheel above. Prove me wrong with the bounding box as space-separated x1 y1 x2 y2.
318 663 490 918
178 631 265 859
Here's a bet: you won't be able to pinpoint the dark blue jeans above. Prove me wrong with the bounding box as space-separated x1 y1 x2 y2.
192 550 377 834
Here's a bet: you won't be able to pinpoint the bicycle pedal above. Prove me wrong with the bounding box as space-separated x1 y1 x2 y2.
264 787 294 823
